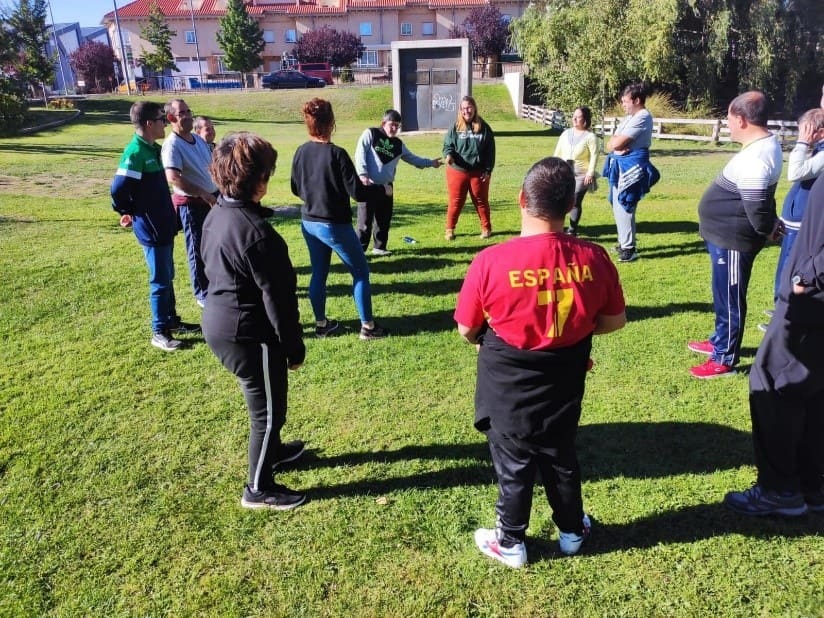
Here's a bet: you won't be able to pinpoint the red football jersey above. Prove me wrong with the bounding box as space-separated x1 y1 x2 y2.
454 233 625 350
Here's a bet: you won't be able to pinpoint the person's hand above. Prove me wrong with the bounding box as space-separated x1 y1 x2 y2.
798 120 816 144
792 283 806 295
583 174 594 186
288 362 303 371
431 157 442 168
480 173 490 183
384 184 393 197
359 174 373 185
769 219 785 242
445 154 454 165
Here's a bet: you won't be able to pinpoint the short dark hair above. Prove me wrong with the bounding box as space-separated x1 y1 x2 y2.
382 109 401 123
129 101 163 128
209 132 277 202
622 82 647 105
729 91 769 127
575 106 592 129
302 98 335 139
521 157 576 222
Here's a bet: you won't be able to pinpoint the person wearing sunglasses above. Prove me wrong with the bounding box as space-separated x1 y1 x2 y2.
110 101 200 352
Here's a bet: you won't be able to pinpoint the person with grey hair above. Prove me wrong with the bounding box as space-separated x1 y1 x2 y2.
354 109 441 255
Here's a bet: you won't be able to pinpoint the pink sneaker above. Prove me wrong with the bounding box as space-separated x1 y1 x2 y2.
690 359 736 379
687 340 713 355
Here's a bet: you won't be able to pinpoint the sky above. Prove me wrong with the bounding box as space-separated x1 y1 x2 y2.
46 0 119 28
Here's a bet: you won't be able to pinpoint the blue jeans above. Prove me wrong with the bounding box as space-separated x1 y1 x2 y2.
705 240 758 367
773 228 798 302
142 243 178 332
179 203 209 303
301 221 372 323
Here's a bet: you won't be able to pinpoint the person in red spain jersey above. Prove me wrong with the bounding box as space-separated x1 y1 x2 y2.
454 157 627 568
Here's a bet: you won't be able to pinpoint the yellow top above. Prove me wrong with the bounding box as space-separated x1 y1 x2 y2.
553 129 598 176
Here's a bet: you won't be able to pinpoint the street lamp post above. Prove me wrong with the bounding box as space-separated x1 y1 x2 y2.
112 0 132 95
46 1 69 95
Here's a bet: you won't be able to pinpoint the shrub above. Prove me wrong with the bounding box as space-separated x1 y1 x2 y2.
47 98 76 110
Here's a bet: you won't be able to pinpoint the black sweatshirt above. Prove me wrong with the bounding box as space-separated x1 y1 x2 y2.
290 140 386 223
201 196 305 365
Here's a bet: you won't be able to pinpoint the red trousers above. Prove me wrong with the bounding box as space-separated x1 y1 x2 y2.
445 166 491 231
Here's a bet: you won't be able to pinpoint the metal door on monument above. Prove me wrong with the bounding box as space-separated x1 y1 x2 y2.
401 60 460 130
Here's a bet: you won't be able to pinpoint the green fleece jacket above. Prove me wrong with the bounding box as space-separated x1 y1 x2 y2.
442 119 495 174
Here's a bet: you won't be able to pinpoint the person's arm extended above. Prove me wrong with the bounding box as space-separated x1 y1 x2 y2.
593 311 626 335
457 322 484 344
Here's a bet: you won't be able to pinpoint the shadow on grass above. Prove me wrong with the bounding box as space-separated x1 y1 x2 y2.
627 302 710 321
297 421 752 495
0 142 123 157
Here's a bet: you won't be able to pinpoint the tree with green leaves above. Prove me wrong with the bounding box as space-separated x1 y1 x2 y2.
138 0 178 74
216 0 265 77
5 0 54 99
0 23 28 135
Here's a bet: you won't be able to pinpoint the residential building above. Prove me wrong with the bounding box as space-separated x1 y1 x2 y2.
102 0 526 80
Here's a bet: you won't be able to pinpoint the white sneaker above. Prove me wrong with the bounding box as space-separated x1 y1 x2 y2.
474 528 526 568
371 248 392 256
559 513 591 556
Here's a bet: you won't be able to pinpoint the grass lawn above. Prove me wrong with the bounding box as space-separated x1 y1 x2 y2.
1 85 822 617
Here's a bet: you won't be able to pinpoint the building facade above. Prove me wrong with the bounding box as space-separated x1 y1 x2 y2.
102 0 526 81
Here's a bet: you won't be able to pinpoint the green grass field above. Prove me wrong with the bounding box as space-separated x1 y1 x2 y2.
1 85 822 617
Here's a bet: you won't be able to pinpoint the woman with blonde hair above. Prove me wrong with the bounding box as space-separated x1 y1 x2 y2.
442 95 496 240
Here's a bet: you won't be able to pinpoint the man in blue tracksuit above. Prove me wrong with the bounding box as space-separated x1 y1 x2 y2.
354 109 441 255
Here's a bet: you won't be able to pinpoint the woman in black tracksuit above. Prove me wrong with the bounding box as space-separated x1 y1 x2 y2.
201 132 307 511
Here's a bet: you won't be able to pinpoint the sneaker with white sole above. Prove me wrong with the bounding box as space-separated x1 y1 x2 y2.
687 339 714 355
723 484 807 517
272 440 305 469
169 318 201 334
559 513 591 556
690 358 736 379
360 323 388 340
151 331 182 351
241 483 306 511
474 528 527 568
314 319 339 338
371 248 392 256
617 248 638 263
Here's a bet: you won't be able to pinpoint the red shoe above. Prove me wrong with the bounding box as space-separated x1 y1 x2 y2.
687 340 713 355
690 359 736 379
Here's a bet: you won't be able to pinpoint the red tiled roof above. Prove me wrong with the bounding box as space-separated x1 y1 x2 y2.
427 0 488 6
348 0 408 8
284 4 346 12
104 0 270 19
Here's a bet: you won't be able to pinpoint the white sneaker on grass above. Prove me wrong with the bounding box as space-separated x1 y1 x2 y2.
559 513 591 556
474 528 526 568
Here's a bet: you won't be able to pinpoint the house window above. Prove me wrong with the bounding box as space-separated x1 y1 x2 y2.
263 30 275 43
359 22 372 36
400 23 411 36
358 50 378 67
285 29 297 43
421 22 434 36
215 55 229 73
184 30 197 44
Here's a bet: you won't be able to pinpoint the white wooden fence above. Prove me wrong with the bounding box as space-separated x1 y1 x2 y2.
521 104 800 146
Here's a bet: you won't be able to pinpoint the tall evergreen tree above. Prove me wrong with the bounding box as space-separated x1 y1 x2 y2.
216 0 265 75
6 0 54 97
138 0 178 73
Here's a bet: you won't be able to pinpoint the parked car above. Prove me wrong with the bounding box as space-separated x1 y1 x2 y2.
297 62 334 84
261 70 326 89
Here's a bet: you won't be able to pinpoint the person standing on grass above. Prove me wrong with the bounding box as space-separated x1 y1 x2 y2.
201 132 307 511
758 108 824 331
110 100 200 352
354 109 442 256
553 106 599 236
688 91 783 379
442 95 495 241
161 98 218 309
194 115 216 152
454 157 626 569
723 169 824 517
291 98 393 340
603 82 658 263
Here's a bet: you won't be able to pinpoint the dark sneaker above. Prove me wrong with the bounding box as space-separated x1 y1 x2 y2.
803 489 824 513
559 513 591 556
474 528 527 568
151 331 182 351
618 248 639 263
314 319 340 338
723 484 808 517
687 340 714 355
690 359 736 379
360 323 388 340
273 440 305 469
169 318 201 334
241 484 306 511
